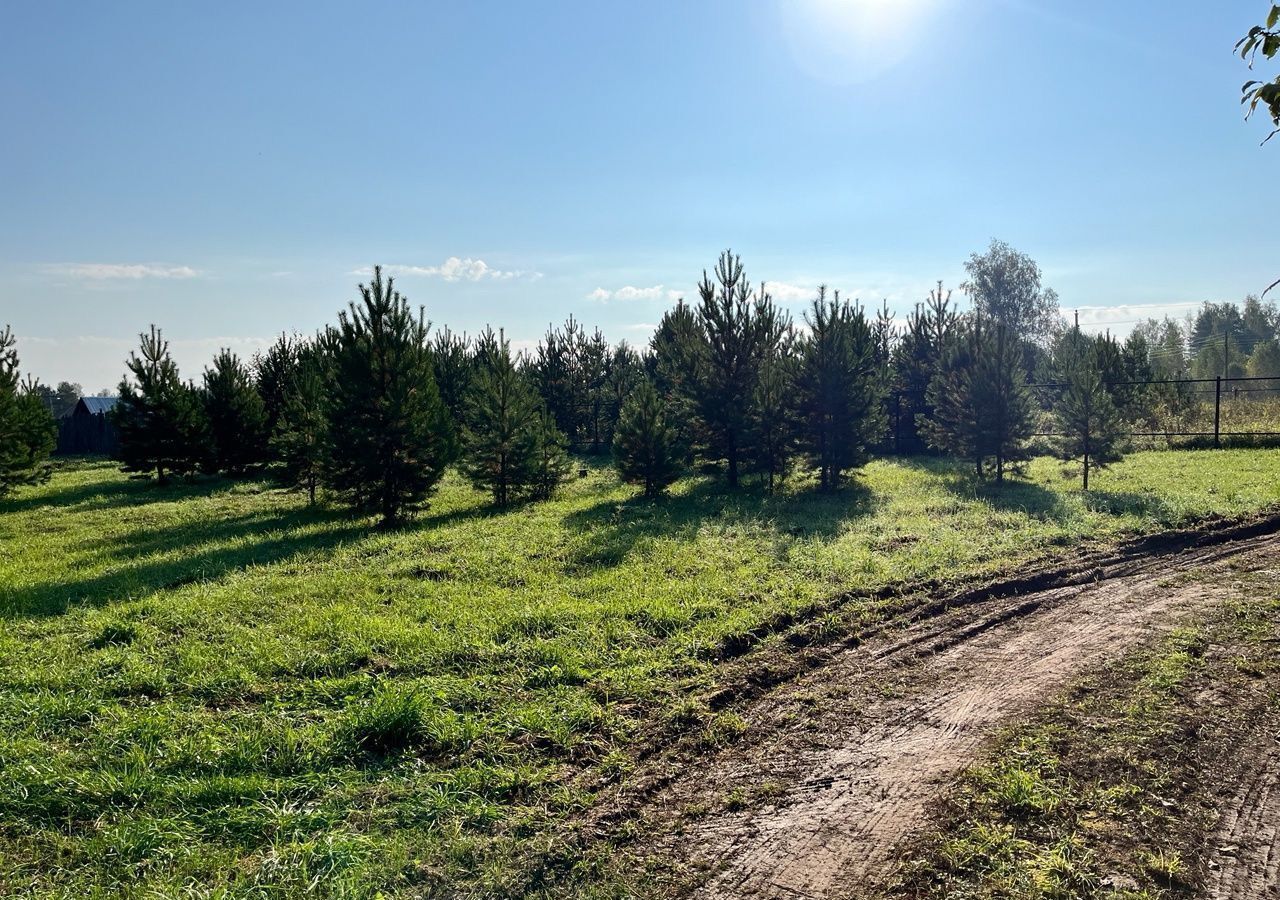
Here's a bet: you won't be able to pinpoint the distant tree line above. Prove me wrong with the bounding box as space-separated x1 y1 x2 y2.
6 240 1280 515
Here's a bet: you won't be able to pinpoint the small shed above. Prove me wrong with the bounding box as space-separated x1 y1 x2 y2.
56 396 120 456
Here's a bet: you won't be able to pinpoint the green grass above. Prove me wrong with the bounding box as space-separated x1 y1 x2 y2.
2 451 1280 897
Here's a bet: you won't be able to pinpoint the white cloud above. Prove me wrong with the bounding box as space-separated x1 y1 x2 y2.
360 257 540 282
763 280 817 303
1068 301 1205 336
47 263 200 280
587 284 670 303
625 323 657 332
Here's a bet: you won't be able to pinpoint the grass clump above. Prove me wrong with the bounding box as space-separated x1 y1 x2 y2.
339 683 470 758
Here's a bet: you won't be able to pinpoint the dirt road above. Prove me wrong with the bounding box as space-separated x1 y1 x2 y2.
632 527 1280 898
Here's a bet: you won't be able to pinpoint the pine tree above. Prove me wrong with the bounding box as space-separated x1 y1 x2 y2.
690 251 787 488
613 378 683 498
891 282 956 453
794 288 883 491
648 300 702 460
272 342 330 505
253 333 300 443
0 326 56 498
461 329 543 506
1054 338 1127 490
922 318 1035 481
531 317 582 446
580 327 610 454
604 341 645 448
203 348 269 474
430 326 473 429
324 267 457 526
527 406 572 501
749 335 798 493
113 326 209 482
974 323 1036 482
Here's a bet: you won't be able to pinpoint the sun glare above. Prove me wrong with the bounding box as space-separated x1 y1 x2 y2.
780 0 942 85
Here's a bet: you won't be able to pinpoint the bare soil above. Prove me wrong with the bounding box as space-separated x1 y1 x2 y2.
1206 738 1280 899
608 523 1280 898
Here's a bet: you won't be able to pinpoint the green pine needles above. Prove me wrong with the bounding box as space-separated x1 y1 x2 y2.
613 378 684 498
114 326 210 482
1053 333 1128 490
795 288 884 492
0 325 56 498
923 318 1036 482
461 329 569 506
324 267 457 526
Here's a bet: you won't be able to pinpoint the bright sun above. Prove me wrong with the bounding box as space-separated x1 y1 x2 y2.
780 0 941 85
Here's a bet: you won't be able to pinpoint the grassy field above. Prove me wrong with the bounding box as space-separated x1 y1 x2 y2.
2 451 1280 898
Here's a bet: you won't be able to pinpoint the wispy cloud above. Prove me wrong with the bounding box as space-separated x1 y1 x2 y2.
47 263 200 280
588 285 684 303
357 258 541 282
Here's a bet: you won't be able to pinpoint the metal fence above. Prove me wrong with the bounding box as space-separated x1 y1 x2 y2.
889 374 1280 454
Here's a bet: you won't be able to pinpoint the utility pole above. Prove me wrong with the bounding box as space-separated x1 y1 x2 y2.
1223 331 1230 380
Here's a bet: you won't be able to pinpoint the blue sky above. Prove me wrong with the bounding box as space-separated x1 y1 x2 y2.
1 1 1275 389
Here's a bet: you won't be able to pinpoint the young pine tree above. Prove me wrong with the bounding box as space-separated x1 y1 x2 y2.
527 406 572 501
580 327 611 454
531 317 582 447
0 326 57 498
430 326 473 430
794 288 883 492
923 319 1035 482
604 341 645 448
750 338 798 493
1054 338 1127 490
613 378 683 498
461 329 558 506
691 251 787 488
324 267 457 526
892 282 957 453
271 342 330 505
648 300 702 461
113 326 209 482
253 333 301 443
203 348 269 474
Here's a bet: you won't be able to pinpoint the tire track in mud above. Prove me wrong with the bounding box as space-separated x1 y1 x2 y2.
637 531 1280 899
1207 741 1280 899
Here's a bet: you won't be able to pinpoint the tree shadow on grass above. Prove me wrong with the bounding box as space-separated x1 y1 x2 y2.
893 455 1173 524
3 504 370 620
561 474 876 571
4 469 234 514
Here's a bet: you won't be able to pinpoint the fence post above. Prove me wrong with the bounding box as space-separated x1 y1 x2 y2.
894 391 902 455
1214 376 1222 449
